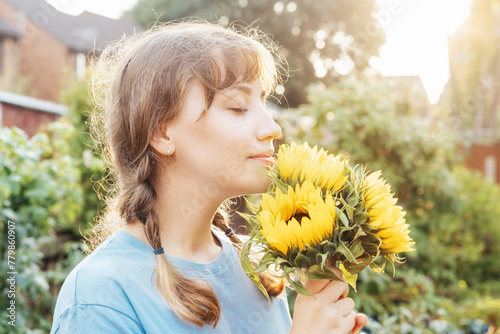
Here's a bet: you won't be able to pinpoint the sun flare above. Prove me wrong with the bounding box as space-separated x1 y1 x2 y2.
371 0 472 103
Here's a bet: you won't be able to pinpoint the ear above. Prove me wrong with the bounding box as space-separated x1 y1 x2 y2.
150 123 175 157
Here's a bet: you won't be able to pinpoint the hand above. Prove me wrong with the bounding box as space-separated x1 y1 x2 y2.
353 313 368 334
289 268 367 334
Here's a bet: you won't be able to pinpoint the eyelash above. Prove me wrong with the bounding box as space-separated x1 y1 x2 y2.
230 107 249 113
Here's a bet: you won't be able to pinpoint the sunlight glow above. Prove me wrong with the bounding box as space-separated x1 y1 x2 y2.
371 0 472 103
45 0 137 19
46 0 471 105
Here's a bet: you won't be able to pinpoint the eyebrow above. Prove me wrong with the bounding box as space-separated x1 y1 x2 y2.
225 84 266 98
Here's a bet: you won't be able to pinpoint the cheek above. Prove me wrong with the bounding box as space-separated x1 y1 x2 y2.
203 117 254 156
184 119 245 170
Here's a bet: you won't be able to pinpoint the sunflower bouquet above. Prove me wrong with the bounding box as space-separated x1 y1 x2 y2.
239 142 415 299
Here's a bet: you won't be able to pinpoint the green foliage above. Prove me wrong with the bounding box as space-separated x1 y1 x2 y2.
0 78 105 333
0 125 86 333
280 74 500 330
124 0 384 107
411 166 500 296
281 75 456 205
60 77 106 235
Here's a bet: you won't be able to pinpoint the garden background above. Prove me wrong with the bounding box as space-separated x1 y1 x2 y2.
1 0 499 333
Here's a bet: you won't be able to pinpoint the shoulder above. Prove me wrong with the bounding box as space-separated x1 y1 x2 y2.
52 232 155 326
51 303 145 334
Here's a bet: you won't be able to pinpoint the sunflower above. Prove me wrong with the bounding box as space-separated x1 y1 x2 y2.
364 171 415 253
258 181 336 255
276 142 348 193
240 142 416 298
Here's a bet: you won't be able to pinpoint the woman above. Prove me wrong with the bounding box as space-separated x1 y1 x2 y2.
50 21 367 333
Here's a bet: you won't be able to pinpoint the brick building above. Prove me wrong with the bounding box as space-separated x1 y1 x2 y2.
464 144 500 183
0 0 142 102
0 90 66 137
0 0 142 136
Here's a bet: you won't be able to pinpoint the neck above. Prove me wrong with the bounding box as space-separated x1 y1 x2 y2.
151 171 226 263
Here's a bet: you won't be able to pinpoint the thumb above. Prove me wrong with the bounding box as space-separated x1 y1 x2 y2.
352 313 368 334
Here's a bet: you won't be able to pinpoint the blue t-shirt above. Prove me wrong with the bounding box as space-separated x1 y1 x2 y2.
50 230 292 334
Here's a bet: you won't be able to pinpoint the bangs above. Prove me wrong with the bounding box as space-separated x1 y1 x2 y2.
190 31 279 109
218 43 276 94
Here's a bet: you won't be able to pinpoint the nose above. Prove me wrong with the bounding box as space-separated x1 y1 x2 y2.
256 108 282 142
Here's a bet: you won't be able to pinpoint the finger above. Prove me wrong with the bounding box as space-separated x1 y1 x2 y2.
342 311 357 332
304 278 331 295
338 283 349 300
336 298 355 317
352 313 368 334
316 278 349 302
328 266 349 300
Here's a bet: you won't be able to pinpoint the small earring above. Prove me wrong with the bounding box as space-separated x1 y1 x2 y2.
167 148 170 157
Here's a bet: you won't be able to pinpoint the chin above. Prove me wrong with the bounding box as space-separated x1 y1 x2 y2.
246 175 272 195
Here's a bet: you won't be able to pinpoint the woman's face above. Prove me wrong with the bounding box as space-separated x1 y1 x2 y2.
167 78 282 200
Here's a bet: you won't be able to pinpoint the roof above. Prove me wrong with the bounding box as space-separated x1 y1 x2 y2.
0 90 67 115
0 16 20 39
5 0 144 53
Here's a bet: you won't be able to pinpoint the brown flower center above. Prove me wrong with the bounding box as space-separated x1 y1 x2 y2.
292 211 310 225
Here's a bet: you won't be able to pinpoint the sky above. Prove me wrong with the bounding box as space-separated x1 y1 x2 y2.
46 0 472 104
45 0 136 19
371 0 472 103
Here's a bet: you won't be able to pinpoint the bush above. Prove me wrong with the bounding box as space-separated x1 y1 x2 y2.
0 124 86 333
61 78 107 235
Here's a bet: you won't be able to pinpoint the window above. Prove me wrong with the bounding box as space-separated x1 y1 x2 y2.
75 52 86 79
485 155 497 182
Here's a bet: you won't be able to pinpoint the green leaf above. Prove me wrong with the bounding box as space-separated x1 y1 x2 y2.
237 211 259 228
317 252 329 267
294 254 312 268
338 211 350 228
274 256 290 268
286 275 314 297
306 246 319 259
335 242 358 263
343 256 372 275
239 238 270 302
353 211 369 224
248 253 276 273
304 264 344 282
348 239 365 258
265 169 289 193
340 197 355 221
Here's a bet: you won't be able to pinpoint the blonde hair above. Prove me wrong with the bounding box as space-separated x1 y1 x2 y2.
87 21 286 328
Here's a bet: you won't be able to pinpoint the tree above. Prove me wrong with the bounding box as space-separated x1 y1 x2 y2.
124 0 385 107
441 0 500 143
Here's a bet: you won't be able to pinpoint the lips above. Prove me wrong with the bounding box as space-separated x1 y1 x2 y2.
248 149 275 159
248 149 275 166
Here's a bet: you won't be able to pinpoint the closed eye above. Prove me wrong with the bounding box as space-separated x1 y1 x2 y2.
229 107 249 113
